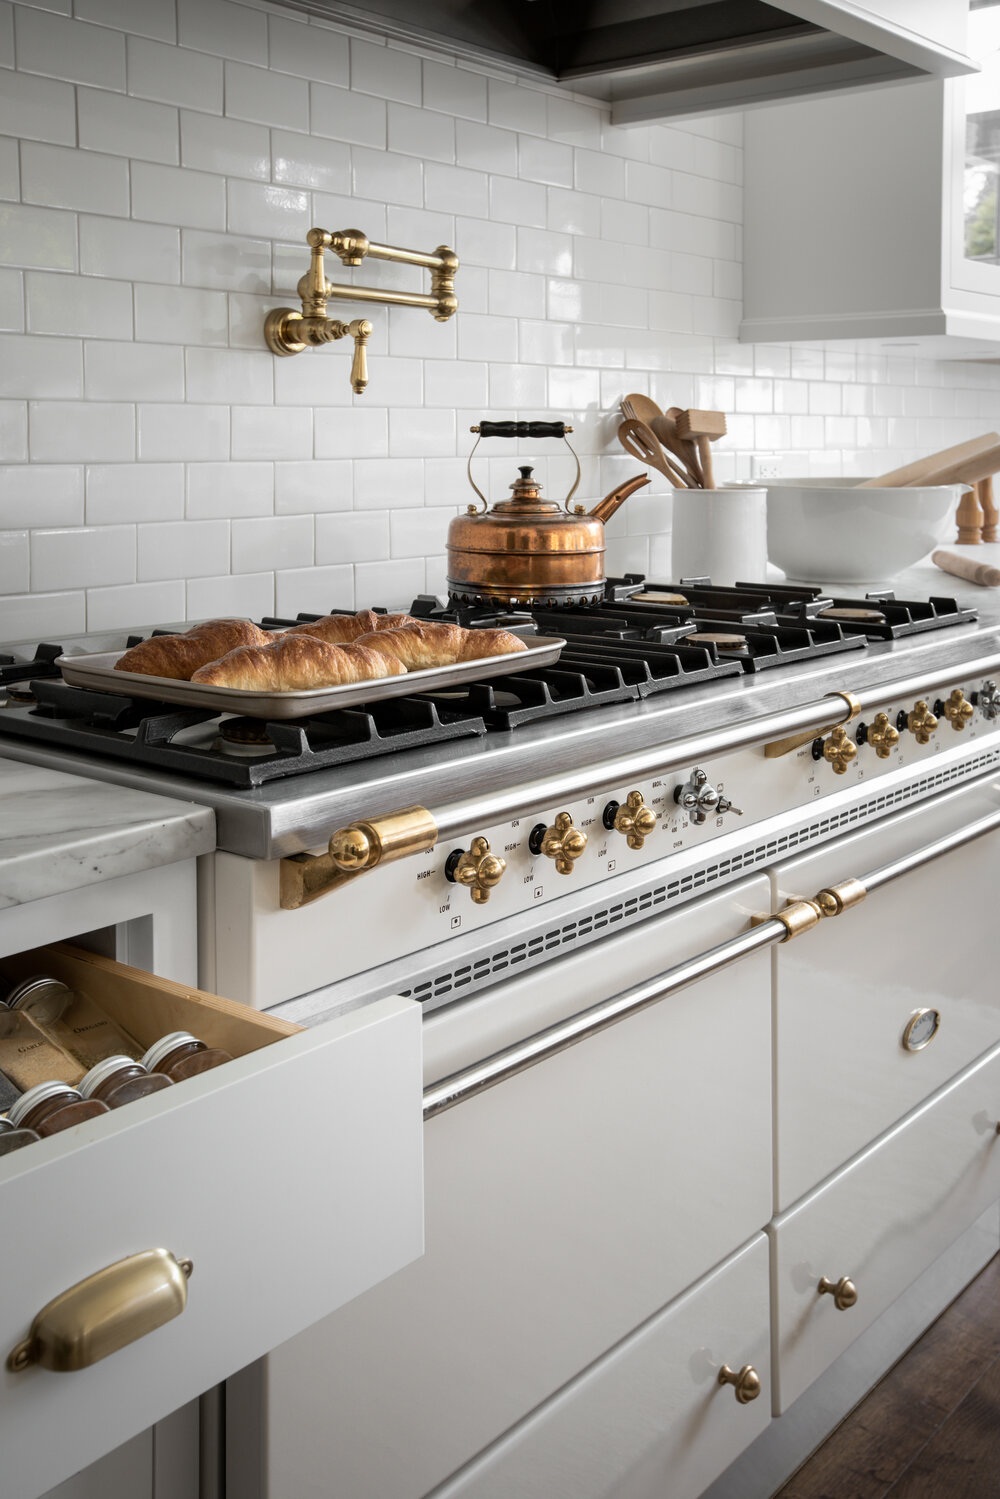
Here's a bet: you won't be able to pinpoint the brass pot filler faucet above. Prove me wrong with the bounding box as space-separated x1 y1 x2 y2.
263 226 459 393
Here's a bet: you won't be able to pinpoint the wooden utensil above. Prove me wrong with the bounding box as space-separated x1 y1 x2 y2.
620 393 663 429
859 432 1000 488
979 477 998 542
955 486 984 544
621 396 701 486
675 410 726 489
663 406 705 486
650 411 704 486
617 419 690 488
932 549 1000 587
916 442 1000 489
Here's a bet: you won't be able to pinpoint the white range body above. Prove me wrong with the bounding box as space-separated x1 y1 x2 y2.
2 576 1000 1499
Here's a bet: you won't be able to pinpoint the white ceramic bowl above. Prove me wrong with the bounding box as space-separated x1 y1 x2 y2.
764 478 962 584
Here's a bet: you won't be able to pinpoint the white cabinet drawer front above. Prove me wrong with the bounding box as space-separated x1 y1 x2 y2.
0 947 423 1499
773 780 1000 1209
430 1235 770 1499
258 879 772 1499
771 1040 1000 1413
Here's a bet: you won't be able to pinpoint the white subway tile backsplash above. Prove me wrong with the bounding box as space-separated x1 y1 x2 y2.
388 102 455 164
517 226 572 276
424 359 488 408
80 216 180 284
87 462 184 524
21 142 130 218
457 312 517 364
226 288 272 349
231 404 311 460
187 459 273 518
0 333 82 398
186 346 272 403
268 16 348 88
138 517 230 580
389 507 446 558
315 509 387 564
135 282 228 346
16 7 126 90
75 0 175 44
389 408 454 458
0 2 11 67
353 456 420 509
311 82 385 148
225 60 308 132
132 161 226 230
0 71 75 145
0 138 18 201
0 529 30 592
84 339 184 401
488 362 547 408
271 130 349 192
423 59 486 122
78 88 179 165
186 569 273 618
181 111 270 181
128 37 224 113
354 556 424 606
1 463 82 527
138 403 229 461
31 523 135 590
182 228 269 293
275 562 352 615
30 399 134 462
456 120 516 176
177 0 267 66
315 406 386 459
227 179 309 239
87 579 186 631
352 146 422 209
0 398 27 460
0 588 84 637
27 272 132 338
0 204 76 271
518 135 573 189
350 37 420 105
490 175 546 230
488 79 546 138
232 512 312 573
274 459 352 514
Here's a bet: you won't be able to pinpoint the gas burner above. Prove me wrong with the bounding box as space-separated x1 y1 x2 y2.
217 717 277 757
3 684 37 705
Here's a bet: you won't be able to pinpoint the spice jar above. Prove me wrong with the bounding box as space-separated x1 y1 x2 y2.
0 1116 40 1156
80 1054 172 1110
142 1031 233 1082
6 975 142 1069
0 1007 83 1090
8 1081 110 1137
0 1064 20 1112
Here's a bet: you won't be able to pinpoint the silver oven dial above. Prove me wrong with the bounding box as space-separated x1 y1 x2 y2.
674 767 742 825
976 679 1000 720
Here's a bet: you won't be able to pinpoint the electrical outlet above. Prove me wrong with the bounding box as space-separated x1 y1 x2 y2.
751 456 785 480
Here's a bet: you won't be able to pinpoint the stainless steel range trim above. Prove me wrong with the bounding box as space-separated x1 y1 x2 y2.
421 804 1000 1119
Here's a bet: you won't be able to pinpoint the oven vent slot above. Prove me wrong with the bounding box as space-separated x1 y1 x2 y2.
397 749 1000 1005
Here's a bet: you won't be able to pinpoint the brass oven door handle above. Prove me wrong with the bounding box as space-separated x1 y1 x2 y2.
8 1249 193 1374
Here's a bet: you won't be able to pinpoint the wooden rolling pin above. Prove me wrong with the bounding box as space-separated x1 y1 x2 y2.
932 549 1000 587
860 432 998 488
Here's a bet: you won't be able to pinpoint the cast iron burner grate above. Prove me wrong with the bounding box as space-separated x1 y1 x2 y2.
2 679 487 788
0 643 63 687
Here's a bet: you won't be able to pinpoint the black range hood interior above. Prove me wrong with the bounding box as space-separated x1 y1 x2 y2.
273 0 976 121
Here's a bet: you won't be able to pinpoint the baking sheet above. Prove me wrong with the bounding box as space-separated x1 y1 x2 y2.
55 636 566 720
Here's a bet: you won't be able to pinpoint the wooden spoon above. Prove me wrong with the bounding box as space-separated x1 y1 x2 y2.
618 419 690 488
650 410 704 487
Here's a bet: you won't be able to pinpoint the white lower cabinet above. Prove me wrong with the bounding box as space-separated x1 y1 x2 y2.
770 1038 1000 1413
429 1235 770 1499
0 944 423 1499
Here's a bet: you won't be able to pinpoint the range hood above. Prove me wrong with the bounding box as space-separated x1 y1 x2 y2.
275 1 976 121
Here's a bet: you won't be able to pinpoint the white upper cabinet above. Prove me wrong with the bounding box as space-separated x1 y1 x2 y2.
742 2 1000 357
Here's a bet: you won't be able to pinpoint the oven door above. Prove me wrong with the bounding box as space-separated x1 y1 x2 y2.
770 771 1000 1213
229 874 774 1499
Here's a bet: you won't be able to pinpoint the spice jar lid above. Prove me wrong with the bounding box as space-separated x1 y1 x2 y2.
142 1031 201 1074
79 1054 142 1100
4 975 68 1011
0 1117 11 1134
8 1080 81 1129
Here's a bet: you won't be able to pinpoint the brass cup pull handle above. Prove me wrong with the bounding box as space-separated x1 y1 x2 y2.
8 1249 192 1374
818 1274 858 1311
718 1363 762 1404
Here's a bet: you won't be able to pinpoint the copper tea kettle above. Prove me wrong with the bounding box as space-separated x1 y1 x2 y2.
446 420 650 605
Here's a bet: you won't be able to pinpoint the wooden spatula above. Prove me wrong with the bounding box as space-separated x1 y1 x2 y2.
859 433 999 488
617 419 690 488
675 410 726 490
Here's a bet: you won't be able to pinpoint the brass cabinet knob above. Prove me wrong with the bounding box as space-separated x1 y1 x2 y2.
818 1275 858 1310
718 1363 762 1404
449 836 506 904
822 725 857 775
613 791 658 850
903 699 938 744
539 812 587 875
941 687 974 732
866 711 899 759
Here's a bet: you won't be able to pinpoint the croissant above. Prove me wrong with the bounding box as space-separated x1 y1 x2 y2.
356 623 527 671
190 636 407 691
283 609 417 645
115 619 273 680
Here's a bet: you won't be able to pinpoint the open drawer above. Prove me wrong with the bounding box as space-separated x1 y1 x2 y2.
0 944 423 1499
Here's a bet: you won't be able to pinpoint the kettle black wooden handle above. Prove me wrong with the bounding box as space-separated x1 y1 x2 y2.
472 420 570 438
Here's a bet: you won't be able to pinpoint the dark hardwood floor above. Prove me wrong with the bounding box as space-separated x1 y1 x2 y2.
774 1253 1000 1499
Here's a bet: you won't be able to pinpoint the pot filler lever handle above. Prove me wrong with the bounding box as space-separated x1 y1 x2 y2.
466 418 580 511
422 808 1000 1119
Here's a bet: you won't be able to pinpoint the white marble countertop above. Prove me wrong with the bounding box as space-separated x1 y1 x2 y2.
0 756 215 909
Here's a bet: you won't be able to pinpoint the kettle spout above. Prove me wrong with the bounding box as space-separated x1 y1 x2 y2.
589 472 650 525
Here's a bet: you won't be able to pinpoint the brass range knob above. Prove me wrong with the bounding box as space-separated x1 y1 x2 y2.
446 837 506 904
936 688 974 732
865 711 899 759
532 812 587 875
821 724 857 775
898 699 938 745
718 1363 762 1404
606 791 658 850
818 1275 858 1310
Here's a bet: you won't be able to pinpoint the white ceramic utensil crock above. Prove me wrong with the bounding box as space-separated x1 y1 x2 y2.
671 488 768 587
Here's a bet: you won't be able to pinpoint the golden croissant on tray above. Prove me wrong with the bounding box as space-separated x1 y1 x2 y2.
191 636 407 691
355 623 527 671
113 619 272 680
